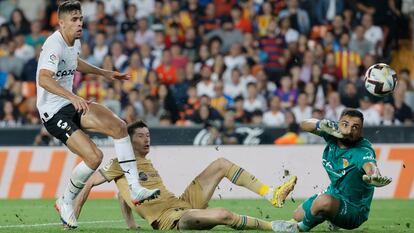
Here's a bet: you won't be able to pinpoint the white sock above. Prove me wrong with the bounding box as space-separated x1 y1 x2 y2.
63 161 95 204
113 136 143 195
264 187 274 201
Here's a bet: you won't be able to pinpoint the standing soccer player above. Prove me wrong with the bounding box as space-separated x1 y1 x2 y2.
36 1 159 228
272 109 392 232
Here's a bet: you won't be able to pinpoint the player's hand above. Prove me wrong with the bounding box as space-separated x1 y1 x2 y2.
362 174 392 187
103 70 131 81
69 95 91 115
317 119 343 138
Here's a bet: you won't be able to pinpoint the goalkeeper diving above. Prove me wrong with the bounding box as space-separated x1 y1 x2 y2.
271 108 392 232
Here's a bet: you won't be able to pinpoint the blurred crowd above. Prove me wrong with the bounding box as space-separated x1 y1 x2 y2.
1 0 414 139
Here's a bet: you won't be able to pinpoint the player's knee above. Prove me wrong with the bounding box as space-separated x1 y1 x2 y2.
110 119 128 138
313 195 337 216
214 208 233 223
214 157 232 172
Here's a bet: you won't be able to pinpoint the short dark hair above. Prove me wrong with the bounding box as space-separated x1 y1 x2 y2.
127 120 148 137
58 1 82 18
340 108 364 123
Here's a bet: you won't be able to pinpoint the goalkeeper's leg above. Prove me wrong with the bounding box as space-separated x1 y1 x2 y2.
292 194 340 231
193 157 297 207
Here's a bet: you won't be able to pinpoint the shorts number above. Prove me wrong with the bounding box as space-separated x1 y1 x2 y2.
57 120 68 129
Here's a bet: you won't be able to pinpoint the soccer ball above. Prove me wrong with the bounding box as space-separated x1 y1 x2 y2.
364 63 397 97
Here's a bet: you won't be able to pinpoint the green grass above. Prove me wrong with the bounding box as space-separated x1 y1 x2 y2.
0 199 413 232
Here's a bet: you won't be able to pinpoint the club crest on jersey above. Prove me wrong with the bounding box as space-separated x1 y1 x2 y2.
343 159 349 168
48 54 58 65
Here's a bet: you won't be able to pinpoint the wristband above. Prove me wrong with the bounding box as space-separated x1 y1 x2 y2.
316 120 321 130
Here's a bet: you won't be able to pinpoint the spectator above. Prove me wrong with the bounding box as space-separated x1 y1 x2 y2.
200 2 220 34
25 20 45 48
361 13 384 55
222 111 240 145
358 95 381 126
158 84 179 123
224 68 246 99
80 43 99 67
211 81 233 116
122 52 147 91
194 44 214 73
278 0 310 34
230 4 252 33
233 96 248 124
8 9 31 35
314 0 344 25
13 32 34 63
243 82 267 114
256 1 276 36
143 95 164 126
340 82 361 108
123 29 139 56
274 75 298 109
349 25 375 58
155 49 178 85
120 3 138 34
110 40 128 71
0 100 22 127
92 31 108 66
263 95 285 126
140 43 157 71
21 44 41 83
381 103 401 126
274 123 304 144
251 110 264 125
170 43 188 70
324 91 346 121
102 87 121 116
393 81 413 125
291 92 312 123
129 0 155 19
126 88 145 118
334 32 362 79
0 40 24 80
205 16 244 53
134 17 155 47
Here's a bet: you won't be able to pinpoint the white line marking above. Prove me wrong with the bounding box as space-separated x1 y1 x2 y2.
0 219 145 228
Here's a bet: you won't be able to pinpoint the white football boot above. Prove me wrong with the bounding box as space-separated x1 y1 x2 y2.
54 197 78 229
131 187 160 205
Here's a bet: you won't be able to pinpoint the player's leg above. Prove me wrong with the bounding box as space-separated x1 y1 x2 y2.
178 208 273 230
193 157 297 207
293 194 340 232
80 103 159 204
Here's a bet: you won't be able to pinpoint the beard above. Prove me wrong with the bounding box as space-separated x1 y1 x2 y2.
339 137 361 147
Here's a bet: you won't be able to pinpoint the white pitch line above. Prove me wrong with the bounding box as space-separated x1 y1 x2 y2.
0 219 133 228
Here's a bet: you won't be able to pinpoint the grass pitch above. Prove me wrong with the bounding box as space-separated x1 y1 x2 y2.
0 199 412 232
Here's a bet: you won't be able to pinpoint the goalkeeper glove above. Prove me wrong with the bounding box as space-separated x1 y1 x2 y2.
362 174 392 187
316 119 343 138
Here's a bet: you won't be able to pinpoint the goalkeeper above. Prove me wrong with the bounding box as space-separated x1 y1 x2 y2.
272 108 392 232
74 120 297 231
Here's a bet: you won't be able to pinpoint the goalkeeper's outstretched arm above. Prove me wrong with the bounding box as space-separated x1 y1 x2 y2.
299 118 319 134
300 118 343 138
362 162 392 187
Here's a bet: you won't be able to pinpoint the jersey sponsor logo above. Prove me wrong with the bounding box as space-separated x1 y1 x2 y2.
56 69 76 77
363 152 374 160
48 54 58 65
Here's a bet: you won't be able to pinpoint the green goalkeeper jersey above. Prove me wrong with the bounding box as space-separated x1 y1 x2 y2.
320 132 377 212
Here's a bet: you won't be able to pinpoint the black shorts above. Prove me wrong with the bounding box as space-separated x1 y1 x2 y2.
43 104 82 144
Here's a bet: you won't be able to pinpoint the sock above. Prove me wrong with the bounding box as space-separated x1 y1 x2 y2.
230 214 272 230
113 136 143 195
225 164 270 197
298 199 325 231
62 161 94 204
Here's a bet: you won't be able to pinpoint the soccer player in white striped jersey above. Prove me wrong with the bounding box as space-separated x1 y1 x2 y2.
36 0 159 229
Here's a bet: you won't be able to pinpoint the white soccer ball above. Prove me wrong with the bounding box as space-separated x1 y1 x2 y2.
364 63 397 97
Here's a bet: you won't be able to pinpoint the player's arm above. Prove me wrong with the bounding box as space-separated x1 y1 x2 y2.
38 69 90 114
117 193 140 230
300 118 343 138
77 58 130 81
362 162 392 187
74 171 107 219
